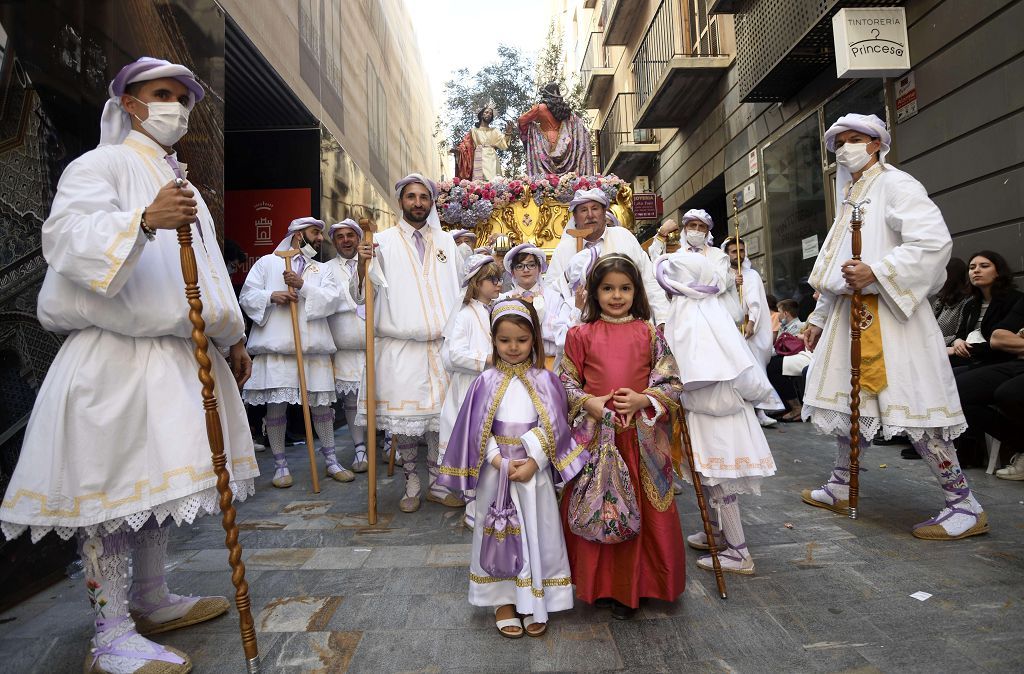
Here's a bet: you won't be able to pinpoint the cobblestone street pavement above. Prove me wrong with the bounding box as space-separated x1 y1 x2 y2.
3 422 1023 673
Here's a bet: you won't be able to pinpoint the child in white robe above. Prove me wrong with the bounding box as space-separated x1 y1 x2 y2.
500 242 571 368
438 254 503 527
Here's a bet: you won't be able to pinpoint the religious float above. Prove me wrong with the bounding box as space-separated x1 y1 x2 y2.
436 172 636 256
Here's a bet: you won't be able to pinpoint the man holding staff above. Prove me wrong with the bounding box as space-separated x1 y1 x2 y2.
0 57 257 673
545 188 669 326
241 217 355 488
324 218 370 473
800 113 986 541
353 174 463 513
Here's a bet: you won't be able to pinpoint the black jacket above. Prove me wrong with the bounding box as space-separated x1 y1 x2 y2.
955 288 1024 364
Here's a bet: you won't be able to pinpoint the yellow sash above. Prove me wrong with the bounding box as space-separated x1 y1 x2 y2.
859 295 887 394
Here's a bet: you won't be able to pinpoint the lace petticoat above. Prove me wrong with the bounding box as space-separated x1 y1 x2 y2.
1 478 255 543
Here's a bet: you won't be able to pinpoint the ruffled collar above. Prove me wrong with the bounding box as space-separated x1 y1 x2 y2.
599 313 636 324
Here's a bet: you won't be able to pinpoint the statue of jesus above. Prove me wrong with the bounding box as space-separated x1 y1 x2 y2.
453 105 513 181
517 82 593 177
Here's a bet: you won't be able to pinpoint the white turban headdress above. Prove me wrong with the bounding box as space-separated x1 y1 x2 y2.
100 57 205 147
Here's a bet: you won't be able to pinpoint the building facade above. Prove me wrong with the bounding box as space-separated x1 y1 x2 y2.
563 0 1023 298
0 0 436 605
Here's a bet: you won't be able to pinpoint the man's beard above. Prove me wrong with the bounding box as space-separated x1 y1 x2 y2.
403 207 429 225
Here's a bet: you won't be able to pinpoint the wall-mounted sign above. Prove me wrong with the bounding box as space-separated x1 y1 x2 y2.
632 192 662 220
743 181 757 204
895 71 918 123
747 149 758 177
225 188 313 286
801 234 820 260
832 7 910 78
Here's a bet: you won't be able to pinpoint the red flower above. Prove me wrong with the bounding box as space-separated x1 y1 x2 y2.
596 179 602 187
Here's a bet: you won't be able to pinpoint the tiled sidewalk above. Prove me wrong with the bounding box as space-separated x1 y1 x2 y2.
2 423 1023 672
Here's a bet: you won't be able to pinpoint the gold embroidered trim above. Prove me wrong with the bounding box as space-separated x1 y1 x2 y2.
598 313 636 324
468 573 572 598
517 374 556 467
481 525 521 541
528 427 552 463
473 373 515 479
493 435 524 445
89 208 144 293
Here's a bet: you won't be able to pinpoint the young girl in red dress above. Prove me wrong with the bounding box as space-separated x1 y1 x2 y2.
558 253 687 619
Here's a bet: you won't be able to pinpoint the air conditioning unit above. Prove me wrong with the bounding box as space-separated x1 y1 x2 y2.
634 128 655 144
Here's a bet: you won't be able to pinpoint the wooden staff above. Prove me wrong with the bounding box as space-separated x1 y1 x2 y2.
844 197 871 520
174 209 260 671
567 227 594 253
732 195 748 332
677 410 727 599
275 248 321 494
358 219 379 522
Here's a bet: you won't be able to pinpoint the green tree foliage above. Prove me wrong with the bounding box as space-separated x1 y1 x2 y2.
436 45 535 177
535 20 589 124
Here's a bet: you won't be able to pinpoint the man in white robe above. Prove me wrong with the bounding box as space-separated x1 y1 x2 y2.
545 188 669 326
324 219 369 473
722 236 778 428
800 113 985 541
0 57 257 674
353 174 463 513
241 217 354 488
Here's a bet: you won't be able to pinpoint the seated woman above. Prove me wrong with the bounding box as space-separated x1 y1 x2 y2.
766 299 808 422
949 251 1022 369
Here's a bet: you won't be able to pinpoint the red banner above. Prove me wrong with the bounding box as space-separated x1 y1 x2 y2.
225 188 313 286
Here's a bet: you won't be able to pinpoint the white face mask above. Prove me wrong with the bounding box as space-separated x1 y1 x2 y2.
297 232 318 259
685 230 707 249
132 97 190 146
834 142 873 172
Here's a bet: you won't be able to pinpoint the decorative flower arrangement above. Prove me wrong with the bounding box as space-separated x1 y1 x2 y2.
436 173 625 227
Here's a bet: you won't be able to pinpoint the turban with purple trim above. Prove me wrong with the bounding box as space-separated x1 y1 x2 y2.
100 57 204 147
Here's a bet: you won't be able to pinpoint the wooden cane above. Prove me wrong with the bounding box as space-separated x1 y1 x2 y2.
175 211 260 671
732 195 748 333
844 197 871 520
274 249 321 494
358 219 379 523
567 227 594 254
677 409 727 599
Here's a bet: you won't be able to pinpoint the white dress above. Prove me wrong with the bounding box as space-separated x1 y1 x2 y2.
351 221 462 435
437 300 492 462
656 251 778 495
0 131 257 542
468 378 573 622
803 163 966 442
239 252 339 407
324 255 366 396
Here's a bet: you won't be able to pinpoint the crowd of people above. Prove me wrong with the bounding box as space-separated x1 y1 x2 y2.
0 56 1019 673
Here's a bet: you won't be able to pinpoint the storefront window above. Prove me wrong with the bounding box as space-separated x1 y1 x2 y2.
824 78 886 135
763 114 826 301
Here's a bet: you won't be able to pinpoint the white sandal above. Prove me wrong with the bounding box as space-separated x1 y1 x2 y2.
494 605 523 639
521 614 547 637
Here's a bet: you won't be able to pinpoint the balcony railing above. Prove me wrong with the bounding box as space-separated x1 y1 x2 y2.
632 0 727 113
580 31 609 84
598 92 656 174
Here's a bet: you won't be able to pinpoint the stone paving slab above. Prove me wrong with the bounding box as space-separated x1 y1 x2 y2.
2 423 1023 673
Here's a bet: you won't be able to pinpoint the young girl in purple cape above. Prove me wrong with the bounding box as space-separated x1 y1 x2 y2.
437 299 587 639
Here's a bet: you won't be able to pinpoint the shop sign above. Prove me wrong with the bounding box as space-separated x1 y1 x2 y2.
832 7 910 78
747 149 758 177
895 71 918 123
632 193 662 220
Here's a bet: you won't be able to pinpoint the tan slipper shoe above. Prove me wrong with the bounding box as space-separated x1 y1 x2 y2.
84 646 192 674
912 510 990 541
351 460 369 474
800 489 848 515
399 494 421 513
133 597 229 637
327 466 356 483
425 492 464 508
